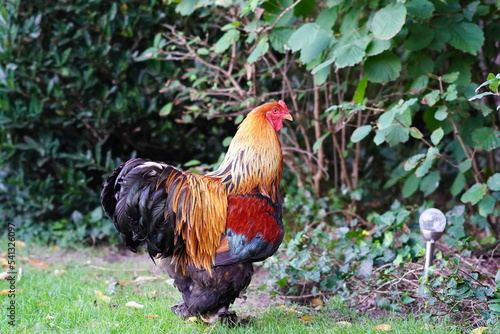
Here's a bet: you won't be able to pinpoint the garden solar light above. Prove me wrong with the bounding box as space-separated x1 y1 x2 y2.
419 208 446 279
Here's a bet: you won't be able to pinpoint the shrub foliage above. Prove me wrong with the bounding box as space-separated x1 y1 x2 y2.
1 0 499 324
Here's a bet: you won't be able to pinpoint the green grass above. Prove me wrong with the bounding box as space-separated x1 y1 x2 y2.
0 245 495 334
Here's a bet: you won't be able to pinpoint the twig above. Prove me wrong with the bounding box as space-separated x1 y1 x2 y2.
89 265 151 272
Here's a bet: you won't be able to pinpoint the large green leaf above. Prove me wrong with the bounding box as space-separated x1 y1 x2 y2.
269 28 294 53
430 127 444 145
403 25 434 51
288 23 331 64
247 35 269 63
214 29 240 53
366 38 391 56
403 174 421 198
415 147 439 177
451 173 466 196
263 0 294 27
449 22 485 55
487 173 500 191
478 196 496 217
406 0 435 19
294 0 316 18
471 127 500 151
404 153 426 171
420 171 440 196
460 183 487 205
364 51 401 83
331 30 369 68
351 125 372 143
370 3 407 40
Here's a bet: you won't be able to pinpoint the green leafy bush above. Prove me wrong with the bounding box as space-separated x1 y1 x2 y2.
0 0 234 245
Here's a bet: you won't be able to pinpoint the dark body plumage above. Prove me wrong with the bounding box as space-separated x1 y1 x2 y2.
100 101 292 322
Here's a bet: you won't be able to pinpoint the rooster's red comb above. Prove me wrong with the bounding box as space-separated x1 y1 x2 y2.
278 100 288 110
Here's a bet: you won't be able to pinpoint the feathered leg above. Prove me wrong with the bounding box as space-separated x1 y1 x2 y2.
162 260 254 323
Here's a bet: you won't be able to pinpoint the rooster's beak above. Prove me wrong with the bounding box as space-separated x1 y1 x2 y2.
284 113 293 121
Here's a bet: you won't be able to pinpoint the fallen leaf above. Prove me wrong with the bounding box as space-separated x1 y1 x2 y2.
276 305 297 314
94 290 111 303
187 316 198 322
46 314 55 320
16 241 26 250
310 297 323 308
336 321 352 327
119 276 157 285
0 289 22 295
19 257 49 268
471 327 489 334
375 324 392 332
0 272 13 280
298 314 314 323
0 258 8 267
145 314 159 319
86 321 119 327
132 276 157 284
54 269 67 275
125 301 144 309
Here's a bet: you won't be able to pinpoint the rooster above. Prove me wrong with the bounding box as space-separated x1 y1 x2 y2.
101 101 292 323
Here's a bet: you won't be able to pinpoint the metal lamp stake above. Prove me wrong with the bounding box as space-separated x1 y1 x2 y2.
419 208 447 280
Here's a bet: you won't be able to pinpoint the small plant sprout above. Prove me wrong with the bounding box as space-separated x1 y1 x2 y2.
419 208 447 279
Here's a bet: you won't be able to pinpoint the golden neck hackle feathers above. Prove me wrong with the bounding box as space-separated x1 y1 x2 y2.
208 105 284 202
170 104 285 273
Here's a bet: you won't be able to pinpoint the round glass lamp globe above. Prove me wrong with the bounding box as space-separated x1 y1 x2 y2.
419 208 446 232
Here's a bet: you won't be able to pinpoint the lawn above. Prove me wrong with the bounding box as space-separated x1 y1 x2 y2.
0 244 496 334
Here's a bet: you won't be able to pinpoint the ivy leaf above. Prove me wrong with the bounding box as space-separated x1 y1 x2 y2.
460 183 487 205
370 3 407 40
448 22 485 55
478 196 496 217
430 127 444 145
364 51 402 83
471 127 500 151
487 173 500 191
351 125 372 143
434 106 448 121
422 90 440 106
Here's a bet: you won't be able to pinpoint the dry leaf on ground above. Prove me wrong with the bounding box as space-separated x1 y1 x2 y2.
125 301 144 309
374 324 392 332
94 290 111 302
19 257 49 268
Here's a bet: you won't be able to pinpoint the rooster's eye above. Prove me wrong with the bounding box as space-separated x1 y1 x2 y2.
273 109 278 113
